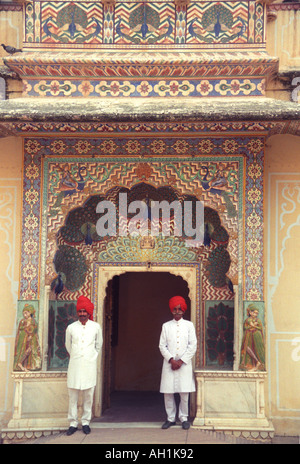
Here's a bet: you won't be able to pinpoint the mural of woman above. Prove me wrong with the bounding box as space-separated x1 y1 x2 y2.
239 304 265 371
13 304 42 371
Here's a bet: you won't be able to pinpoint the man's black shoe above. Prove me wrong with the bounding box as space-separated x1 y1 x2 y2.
182 421 190 430
66 426 78 436
82 425 91 434
161 420 176 429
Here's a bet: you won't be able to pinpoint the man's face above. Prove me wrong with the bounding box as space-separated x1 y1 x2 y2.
172 304 184 321
78 309 89 325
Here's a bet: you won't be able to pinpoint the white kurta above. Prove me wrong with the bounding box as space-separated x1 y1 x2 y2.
65 320 102 390
159 318 197 393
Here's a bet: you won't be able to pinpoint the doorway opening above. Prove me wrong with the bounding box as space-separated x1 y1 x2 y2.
97 271 191 423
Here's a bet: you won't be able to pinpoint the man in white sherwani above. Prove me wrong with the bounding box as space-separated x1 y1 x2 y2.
159 295 197 430
65 295 102 436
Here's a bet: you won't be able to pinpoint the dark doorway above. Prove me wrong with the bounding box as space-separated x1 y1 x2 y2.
99 271 190 423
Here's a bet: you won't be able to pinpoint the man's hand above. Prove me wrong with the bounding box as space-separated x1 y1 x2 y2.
170 359 184 370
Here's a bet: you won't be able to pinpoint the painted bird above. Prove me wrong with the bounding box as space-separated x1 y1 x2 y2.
1 44 22 54
51 273 64 299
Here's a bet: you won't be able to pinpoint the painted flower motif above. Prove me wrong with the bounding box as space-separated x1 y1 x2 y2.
248 162 262 180
100 139 117 154
125 140 141 154
196 80 213 96
230 80 241 96
222 139 239 153
247 139 264 154
49 80 61 96
198 139 215 154
25 289 37 300
246 238 261 254
78 81 94 97
24 238 38 255
75 140 92 154
25 213 38 230
169 81 180 96
50 140 67 154
246 211 261 229
109 81 121 96
248 262 261 279
150 139 166 154
248 187 261 205
25 140 42 154
23 263 37 279
26 163 39 180
247 289 261 301
137 81 153 96
136 163 152 180
172 140 190 154
25 187 39 206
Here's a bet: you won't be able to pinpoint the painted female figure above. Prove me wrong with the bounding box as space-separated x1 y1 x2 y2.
239 304 265 371
13 304 42 371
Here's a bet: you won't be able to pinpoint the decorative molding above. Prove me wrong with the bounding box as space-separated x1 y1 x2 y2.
1 429 65 443
12 371 67 379
195 369 267 379
0 2 23 11
268 2 300 11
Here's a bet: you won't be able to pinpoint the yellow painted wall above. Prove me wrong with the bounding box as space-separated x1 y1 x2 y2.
0 7 22 64
0 6 23 98
267 7 300 72
265 134 300 436
0 136 22 428
266 7 300 102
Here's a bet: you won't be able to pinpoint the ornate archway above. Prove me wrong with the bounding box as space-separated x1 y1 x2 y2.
46 182 235 375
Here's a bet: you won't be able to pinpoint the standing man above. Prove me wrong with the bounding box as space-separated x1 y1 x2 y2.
159 296 197 430
65 295 102 435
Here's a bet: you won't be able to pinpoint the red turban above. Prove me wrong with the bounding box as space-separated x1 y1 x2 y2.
76 295 94 321
169 296 187 312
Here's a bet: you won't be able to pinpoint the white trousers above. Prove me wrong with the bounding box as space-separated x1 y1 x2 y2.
164 392 189 423
68 387 95 427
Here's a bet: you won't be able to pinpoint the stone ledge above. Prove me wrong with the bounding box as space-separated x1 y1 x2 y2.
0 97 299 122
